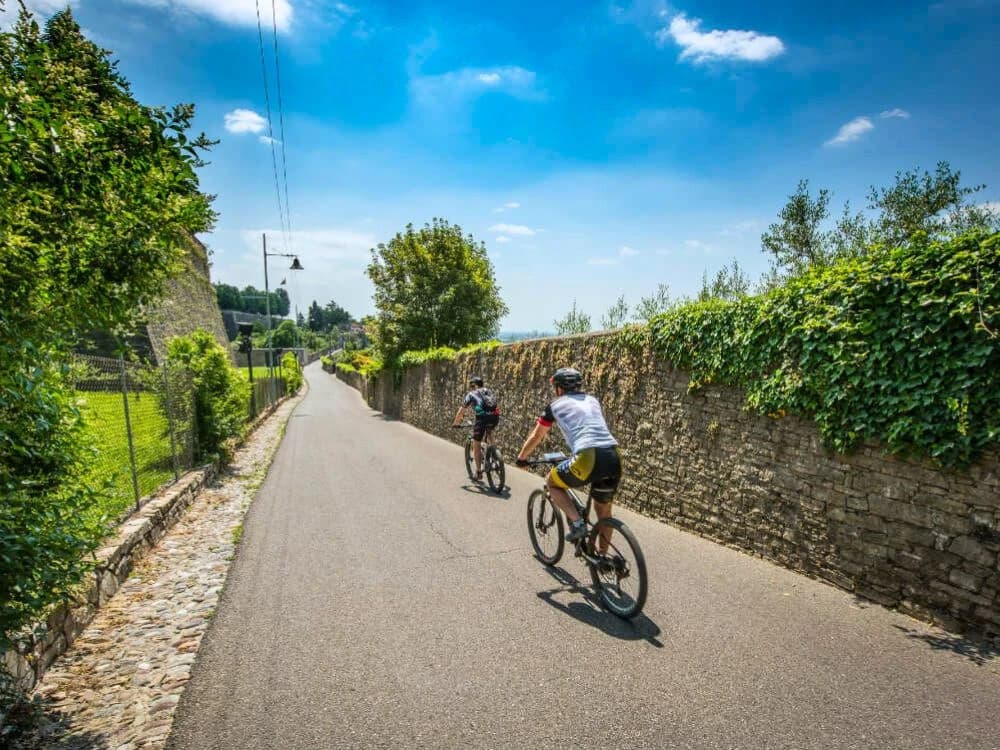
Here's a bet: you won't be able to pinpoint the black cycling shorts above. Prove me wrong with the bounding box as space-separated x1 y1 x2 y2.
473 413 499 441
549 446 622 503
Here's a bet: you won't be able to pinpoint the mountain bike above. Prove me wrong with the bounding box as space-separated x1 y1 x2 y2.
454 421 505 493
525 453 648 618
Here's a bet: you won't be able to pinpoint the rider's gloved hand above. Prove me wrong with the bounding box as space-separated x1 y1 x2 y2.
515 458 529 467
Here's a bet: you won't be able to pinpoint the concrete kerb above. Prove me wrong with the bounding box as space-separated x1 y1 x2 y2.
1 386 301 696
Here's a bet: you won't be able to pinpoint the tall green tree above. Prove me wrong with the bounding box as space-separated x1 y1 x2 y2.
0 8 215 648
633 283 672 322
366 219 508 359
324 300 351 328
762 162 999 277
760 180 834 274
554 300 592 335
306 300 325 331
215 283 243 311
698 259 752 301
600 295 630 330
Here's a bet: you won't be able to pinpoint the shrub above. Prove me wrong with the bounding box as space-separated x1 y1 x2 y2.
650 232 999 466
166 331 250 461
281 352 303 394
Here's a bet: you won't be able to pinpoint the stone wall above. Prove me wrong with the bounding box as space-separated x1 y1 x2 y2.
142 234 231 363
336 332 1000 639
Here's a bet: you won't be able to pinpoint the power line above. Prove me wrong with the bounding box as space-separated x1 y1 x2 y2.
270 0 294 249
254 0 290 253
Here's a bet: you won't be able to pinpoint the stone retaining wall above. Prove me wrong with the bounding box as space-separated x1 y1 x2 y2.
336 333 1000 639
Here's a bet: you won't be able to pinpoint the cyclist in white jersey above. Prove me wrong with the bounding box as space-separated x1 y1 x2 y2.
516 367 622 547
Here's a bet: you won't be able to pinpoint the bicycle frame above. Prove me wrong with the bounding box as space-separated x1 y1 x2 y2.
537 475 606 568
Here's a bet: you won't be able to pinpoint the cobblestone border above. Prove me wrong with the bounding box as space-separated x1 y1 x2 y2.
2 393 292 696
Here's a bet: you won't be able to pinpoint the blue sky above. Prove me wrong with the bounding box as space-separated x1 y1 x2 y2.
13 0 1000 330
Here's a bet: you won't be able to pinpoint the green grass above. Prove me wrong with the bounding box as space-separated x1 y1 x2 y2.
78 390 177 520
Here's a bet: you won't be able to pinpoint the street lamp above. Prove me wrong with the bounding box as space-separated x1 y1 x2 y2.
261 233 304 370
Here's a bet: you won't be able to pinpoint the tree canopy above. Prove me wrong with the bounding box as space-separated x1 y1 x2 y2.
761 162 999 277
0 8 215 647
366 219 507 359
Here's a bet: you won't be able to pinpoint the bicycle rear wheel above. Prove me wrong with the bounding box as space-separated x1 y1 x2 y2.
464 438 476 481
588 518 647 618
485 446 505 492
527 489 564 565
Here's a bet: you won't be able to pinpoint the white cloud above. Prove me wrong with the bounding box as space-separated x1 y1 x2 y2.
619 245 639 256
493 201 521 213
880 108 910 119
411 66 542 107
1 0 78 29
259 135 281 145
978 201 1000 214
659 13 785 64
684 239 715 252
495 236 511 244
225 108 268 135
824 116 874 146
122 0 293 32
489 223 536 236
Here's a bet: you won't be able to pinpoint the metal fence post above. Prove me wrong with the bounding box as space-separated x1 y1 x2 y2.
163 362 180 481
119 355 141 510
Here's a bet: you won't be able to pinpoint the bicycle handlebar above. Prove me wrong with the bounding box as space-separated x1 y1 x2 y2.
524 452 568 466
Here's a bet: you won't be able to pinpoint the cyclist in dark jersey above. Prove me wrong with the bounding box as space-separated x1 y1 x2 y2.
516 367 622 548
452 375 500 481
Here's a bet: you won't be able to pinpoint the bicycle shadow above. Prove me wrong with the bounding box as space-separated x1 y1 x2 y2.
459 481 512 499
536 563 664 647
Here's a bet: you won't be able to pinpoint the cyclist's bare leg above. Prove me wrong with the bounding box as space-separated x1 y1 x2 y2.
546 476 581 523
473 439 483 474
594 500 613 553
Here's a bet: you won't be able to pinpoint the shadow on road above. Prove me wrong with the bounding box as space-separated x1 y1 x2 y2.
892 624 1000 667
536 564 663 647
459 482 511 500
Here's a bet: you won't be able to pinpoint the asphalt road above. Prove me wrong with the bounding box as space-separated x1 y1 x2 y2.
168 363 1000 750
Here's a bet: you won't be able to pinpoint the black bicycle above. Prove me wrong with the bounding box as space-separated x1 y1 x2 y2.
454 422 505 493
525 453 648 618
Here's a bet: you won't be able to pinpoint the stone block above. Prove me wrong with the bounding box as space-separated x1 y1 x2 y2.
948 535 997 569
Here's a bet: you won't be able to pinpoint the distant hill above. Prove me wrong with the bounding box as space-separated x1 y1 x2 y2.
498 331 552 343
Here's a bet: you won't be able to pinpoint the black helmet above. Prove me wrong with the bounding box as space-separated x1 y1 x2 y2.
469 375 484 387
550 367 583 390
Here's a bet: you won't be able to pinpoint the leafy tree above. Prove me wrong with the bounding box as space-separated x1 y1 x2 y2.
763 162 999 277
367 219 508 359
324 300 351 329
167 331 249 461
698 259 751 301
0 8 214 649
306 300 324 331
269 319 298 348
601 295 630 330
215 283 243 311
273 287 290 317
296 312 306 327
554 300 592 335
760 180 834 274
868 162 995 243
633 283 672 321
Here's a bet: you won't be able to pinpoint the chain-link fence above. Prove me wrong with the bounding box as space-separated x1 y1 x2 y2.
250 376 287 418
71 354 196 521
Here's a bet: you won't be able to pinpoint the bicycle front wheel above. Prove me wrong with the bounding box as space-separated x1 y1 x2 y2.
485 446 505 492
588 518 648 618
464 438 476 481
527 489 564 565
